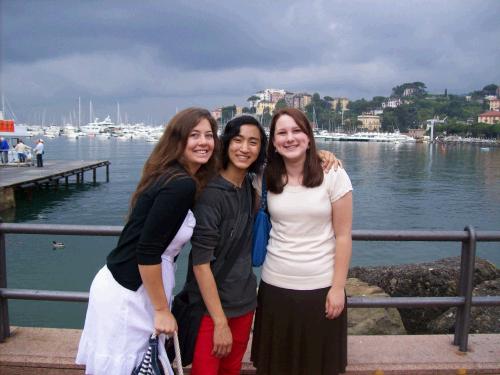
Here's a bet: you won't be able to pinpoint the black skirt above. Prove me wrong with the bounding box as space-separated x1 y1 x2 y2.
251 281 347 375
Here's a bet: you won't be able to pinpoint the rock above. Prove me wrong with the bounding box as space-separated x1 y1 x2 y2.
346 278 406 335
428 278 500 334
349 257 499 334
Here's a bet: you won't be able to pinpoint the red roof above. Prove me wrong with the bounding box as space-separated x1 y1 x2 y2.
479 111 500 117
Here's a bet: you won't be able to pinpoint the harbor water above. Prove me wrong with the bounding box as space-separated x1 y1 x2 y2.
3 136 500 328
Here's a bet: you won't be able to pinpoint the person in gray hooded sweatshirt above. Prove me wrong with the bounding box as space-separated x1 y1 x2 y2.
186 115 266 375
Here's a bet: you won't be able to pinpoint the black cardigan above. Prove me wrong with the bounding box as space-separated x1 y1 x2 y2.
107 166 196 291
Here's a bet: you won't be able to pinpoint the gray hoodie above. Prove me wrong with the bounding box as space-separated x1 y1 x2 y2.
185 174 257 318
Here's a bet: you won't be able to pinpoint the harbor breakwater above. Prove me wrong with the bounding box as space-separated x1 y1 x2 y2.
349 256 500 335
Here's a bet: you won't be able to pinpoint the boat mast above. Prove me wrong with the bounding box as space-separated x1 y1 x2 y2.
116 102 121 125
89 100 93 124
78 97 81 129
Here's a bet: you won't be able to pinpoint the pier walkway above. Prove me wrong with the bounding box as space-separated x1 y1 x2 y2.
0 327 499 374
0 160 110 210
0 160 110 188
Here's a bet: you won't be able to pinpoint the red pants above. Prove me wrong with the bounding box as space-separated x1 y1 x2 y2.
191 311 254 375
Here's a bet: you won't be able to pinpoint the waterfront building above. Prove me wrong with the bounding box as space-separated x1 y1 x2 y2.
357 114 381 132
408 128 425 139
478 111 500 125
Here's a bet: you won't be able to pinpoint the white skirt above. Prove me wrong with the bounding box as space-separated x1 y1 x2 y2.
75 265 174 375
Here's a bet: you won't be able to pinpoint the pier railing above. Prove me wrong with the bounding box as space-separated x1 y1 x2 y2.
0 222 499 352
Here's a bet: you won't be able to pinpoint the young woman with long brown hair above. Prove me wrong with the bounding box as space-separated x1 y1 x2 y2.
76 107 219 375
251 108 353 375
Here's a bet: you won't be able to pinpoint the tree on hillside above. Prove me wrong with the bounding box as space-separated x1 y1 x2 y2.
372 96 386 108
304 93 333 129
324 96 334 101
221 105 236 123
262 108 272 128
247 95 260 108
482 84 498 96
347 98 370 116
274 98 288 113
392 82 427 97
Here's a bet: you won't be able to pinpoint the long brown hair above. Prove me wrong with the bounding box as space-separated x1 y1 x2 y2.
266 108 323 193
129 107 220 210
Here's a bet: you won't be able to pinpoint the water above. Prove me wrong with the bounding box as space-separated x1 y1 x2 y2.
4 136 500 328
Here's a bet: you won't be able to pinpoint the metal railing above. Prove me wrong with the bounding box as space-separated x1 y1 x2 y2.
0 221 499 352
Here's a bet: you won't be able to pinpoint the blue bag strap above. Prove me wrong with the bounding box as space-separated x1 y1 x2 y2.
260 177 268 210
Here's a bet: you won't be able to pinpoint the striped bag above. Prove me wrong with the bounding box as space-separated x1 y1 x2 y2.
131 332 184 375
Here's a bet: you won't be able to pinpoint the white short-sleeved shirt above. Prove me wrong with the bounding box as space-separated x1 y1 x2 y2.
261 168 352 290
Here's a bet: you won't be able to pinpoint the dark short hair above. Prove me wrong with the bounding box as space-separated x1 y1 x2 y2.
221 115 267 174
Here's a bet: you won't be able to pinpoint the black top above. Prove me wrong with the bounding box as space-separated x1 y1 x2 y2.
185 174 257 318
107 165 196 291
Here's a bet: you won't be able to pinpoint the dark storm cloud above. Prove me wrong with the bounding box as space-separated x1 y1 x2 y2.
1 0 499 123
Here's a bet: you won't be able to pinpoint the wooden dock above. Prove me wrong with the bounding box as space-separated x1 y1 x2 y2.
0 160 110 210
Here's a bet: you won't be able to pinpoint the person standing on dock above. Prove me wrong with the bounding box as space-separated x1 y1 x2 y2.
75 108 220 375
15 140 29 163
34 139 44 167
0 136 9 164
251 108 353 375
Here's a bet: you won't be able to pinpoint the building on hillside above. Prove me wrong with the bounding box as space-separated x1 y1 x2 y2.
270 91 286 103
235 106 244 116
256 89 286 103
211 108 222 121
478 111 500 125
382 97 403 109
366 109 383 116
255 101 276 115
488 98 500 111
292 93 312 110
357 114 381 132
329 97 349 111
403 87 417 97
284 92 295 107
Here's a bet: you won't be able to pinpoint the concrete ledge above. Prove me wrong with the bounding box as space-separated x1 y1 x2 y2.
0 327 499 374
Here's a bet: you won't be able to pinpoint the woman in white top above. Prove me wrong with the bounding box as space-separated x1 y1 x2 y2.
251 108 353 375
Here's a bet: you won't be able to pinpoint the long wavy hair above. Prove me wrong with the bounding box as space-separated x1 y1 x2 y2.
266 108 323 194
129 107 220 211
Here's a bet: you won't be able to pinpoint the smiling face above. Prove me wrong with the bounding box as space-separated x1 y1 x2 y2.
182 118 215 174
272 114 310 163
227 124 262 172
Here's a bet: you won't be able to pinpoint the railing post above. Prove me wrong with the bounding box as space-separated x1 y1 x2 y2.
453 237 468 346
0 217 11 342
454 225 476 352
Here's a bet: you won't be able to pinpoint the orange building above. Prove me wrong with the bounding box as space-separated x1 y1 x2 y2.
478 111 500 125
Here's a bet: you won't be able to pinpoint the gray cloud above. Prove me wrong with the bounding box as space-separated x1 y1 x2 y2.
1 0 499 124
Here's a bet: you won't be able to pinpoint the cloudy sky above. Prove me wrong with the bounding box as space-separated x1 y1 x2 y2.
1 0 499 125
